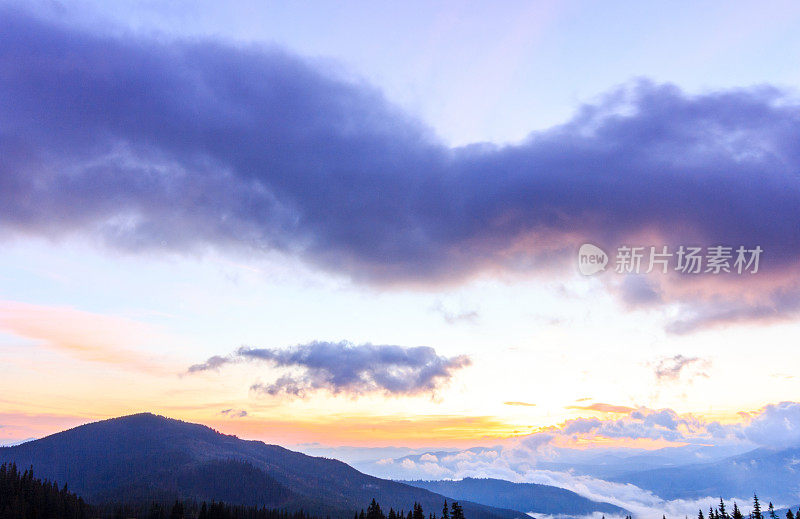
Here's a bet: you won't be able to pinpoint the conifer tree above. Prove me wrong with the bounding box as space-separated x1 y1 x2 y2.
367 498 385 519
170 500 184 519
753 494 762 519
152 503 167 519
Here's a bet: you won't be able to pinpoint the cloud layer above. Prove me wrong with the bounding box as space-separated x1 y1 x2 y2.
365 403 800 486
189 341 471 398
361 404 800 518
2 7 800 330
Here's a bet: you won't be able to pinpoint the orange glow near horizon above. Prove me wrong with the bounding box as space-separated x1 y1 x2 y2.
0 403 768 453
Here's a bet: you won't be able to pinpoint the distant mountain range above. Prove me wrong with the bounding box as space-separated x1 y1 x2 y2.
611 446 800 503
402 478 629 517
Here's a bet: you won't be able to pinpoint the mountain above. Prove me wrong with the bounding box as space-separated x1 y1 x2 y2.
612 445 800 503
0 414 524 519
402 478 629 517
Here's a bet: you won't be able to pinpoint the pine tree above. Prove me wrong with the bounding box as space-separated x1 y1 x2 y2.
367 499 385 519
152 502 167 519
733 503 743 519
720 499 729 519
786 510 795 519
700 510 705 519
753 494 762 519
451 502 464 519
442 500 450 519
170 501 185 519
769 503 776 519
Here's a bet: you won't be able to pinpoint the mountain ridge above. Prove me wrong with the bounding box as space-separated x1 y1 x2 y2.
401 478 629 517
0 413 524 519
611 445 800 503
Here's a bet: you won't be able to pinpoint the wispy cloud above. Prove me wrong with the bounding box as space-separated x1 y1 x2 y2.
654 355 710 382
190 341 471 398
220 408 248 418
504 401 537 407
188 355 229 373
0 300 168 372
567 403 635 414
431 302 480 325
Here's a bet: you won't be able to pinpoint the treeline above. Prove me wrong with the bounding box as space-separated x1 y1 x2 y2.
0 464 460 519
0 462 90 519
698 495 798 519
0 462 321 519
353 499 464 519
99 501 318 519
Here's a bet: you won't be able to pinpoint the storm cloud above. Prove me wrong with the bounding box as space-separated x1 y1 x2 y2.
3 6 800 329
189 341 471 398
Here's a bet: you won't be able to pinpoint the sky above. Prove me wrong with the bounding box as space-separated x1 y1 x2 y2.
2 0 800 487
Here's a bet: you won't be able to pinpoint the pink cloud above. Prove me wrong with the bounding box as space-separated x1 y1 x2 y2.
0 300 169 372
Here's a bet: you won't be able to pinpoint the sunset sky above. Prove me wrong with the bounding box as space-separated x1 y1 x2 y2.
3 0 800 467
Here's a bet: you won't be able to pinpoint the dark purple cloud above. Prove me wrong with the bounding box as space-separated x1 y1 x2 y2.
189 341 471 398
3 6 800 330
